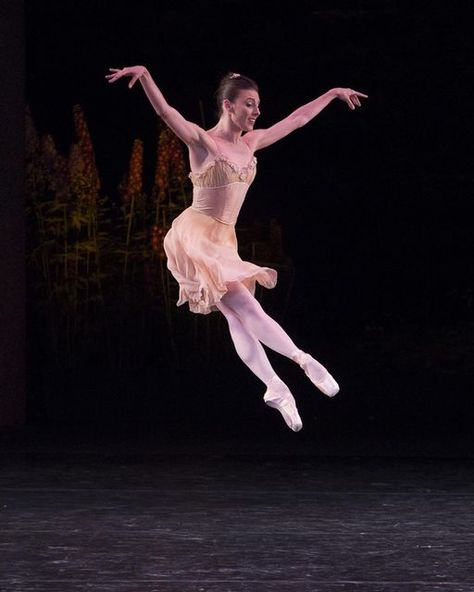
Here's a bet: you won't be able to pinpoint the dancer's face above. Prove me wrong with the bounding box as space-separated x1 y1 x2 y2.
226 89 260 132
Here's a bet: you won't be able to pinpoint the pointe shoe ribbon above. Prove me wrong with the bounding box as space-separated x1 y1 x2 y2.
292 351 340 397
264 376 303 432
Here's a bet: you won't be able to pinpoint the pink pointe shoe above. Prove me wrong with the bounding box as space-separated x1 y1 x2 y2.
292 350 340 397
263 376 303 432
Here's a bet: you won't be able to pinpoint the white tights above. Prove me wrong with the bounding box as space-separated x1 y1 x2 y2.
216 282 326 386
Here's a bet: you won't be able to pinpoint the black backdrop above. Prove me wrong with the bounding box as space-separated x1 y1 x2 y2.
21 1 473 453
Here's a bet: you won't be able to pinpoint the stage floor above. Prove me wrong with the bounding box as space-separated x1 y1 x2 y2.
1 433 473 591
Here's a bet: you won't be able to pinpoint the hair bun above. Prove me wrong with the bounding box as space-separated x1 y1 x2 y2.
229 72 241 79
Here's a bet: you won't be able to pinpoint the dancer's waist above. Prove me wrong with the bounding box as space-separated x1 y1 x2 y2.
191 184 247 226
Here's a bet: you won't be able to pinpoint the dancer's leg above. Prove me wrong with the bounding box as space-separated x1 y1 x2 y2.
215 299 275 385
220 282 339 396
220 282 298 358
216 299 302 431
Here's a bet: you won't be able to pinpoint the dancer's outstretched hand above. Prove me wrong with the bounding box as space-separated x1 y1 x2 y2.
105 66 147 89
334 87 368 110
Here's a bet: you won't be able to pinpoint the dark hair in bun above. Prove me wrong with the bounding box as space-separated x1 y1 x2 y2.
214 72 259 117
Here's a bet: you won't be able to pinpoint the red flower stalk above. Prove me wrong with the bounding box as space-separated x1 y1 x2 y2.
69 143 96 205
41 134 69 202
153 128 170 202
168 131 187 187
151 223 166 257
73 104 101 196
152 124 188 203
124 139 144 204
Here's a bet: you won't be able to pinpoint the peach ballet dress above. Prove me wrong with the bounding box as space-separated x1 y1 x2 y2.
163 154 277 314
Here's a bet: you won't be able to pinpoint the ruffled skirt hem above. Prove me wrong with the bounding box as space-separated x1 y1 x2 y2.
164 208 277 315
176 267 277 315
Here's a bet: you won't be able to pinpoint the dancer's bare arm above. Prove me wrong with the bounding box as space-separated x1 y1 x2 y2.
244 88 368 152
106 66 214 152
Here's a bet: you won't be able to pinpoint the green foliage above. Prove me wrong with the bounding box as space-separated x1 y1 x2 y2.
25 105 294 376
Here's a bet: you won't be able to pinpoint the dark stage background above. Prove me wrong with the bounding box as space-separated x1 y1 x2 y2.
12 1 474 455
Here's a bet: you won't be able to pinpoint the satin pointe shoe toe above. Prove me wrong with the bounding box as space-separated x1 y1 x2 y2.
292 351 340 397
264 376 303 432
312 371 340 397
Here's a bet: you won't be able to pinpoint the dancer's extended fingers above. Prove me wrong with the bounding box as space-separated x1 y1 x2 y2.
105 68 121 77
128 74 139 88
105 69 121 81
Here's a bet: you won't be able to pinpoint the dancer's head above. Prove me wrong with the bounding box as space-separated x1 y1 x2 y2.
215 72 260 131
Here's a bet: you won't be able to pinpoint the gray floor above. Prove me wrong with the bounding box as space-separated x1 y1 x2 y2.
1 447 473 591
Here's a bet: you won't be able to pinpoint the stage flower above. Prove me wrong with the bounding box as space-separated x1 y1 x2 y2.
73 104 101 197
42 134 69 202
123 138 144 205
152 124 188 203
151 223 166 258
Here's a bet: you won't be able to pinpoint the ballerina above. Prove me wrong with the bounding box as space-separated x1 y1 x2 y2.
106 66 368 431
